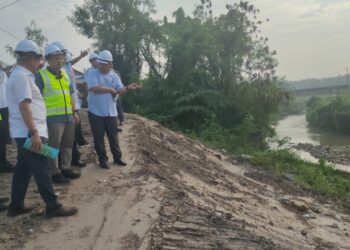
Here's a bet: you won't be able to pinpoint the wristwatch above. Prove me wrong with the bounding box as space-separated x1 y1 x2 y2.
28 129 38 137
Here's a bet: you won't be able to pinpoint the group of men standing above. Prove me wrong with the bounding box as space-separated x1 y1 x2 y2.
0 39 141 218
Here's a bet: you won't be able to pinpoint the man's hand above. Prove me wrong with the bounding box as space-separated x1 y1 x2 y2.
31 133 42 153
111 88 118 95
128 83 143 90
80 50 88 57
73 112 80 125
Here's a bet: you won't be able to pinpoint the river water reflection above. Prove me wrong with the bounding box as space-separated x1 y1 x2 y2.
276 114 350 146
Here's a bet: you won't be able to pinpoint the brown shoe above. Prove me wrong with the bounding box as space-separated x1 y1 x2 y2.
7 205 35 217
46 206 78 217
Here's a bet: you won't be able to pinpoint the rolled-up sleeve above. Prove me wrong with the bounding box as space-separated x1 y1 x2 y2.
13 74 32 104
114 74 124 90
87 70 99 90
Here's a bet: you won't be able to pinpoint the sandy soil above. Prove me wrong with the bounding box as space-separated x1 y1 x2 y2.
0 112 349 250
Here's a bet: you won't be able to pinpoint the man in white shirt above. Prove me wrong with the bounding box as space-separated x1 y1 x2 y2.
0 69 13 172
6 39 78 217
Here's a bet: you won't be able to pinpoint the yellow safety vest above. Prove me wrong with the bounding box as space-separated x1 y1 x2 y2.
39 69 73 117
0 113 2 121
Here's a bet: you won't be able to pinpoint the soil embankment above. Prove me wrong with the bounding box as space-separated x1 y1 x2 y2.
0 112 349 249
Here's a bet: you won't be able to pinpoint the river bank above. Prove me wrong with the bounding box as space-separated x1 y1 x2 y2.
276 114 350 171
294 143 350 166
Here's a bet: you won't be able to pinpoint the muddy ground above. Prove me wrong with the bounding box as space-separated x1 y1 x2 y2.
0 112 349 250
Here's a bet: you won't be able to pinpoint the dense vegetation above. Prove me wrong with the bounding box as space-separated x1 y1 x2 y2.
253 150 350 206
306 94 350 134
70 0 349 203
70 0 286 152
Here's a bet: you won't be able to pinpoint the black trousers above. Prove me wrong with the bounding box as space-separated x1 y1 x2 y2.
88 112 122 164
75 121 87 146
0 108 10 142
116 98 124 123
10 138 61 209
71 140 81 163
0 120 6 164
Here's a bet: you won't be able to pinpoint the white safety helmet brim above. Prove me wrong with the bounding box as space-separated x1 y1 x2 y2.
97 50 113 64
51 41 67 52
89 52 98 61
15 39 42 56
45 44 64 57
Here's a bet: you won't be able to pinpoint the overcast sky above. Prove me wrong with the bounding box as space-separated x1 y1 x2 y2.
0 0 348 80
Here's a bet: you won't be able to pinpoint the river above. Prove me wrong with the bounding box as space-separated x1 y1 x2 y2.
276 114 350 146
275 114 350 173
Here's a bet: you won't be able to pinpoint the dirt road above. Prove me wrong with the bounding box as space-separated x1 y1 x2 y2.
0 113 349 249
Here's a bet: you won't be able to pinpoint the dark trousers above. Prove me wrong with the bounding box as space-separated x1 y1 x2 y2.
72 140 81 163
10 138 61 209
0 108 10 142
0 120 6 164
88 112 122 164
75 121 87 146
116 98 124 124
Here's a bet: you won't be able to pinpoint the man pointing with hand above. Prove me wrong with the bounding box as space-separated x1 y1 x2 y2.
87 50 142 169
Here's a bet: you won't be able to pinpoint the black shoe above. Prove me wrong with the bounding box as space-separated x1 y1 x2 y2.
0 197 9 203
7 205 35 217
52 174 71 184
114 159 127 166
71 160 87 167
61 169 81 179
100 162 110 169
46 205 78 218
0 203 8 212
117 127 123 132
0 161 14 173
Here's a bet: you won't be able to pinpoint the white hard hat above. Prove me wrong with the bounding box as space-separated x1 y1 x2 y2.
45 44 64 57
89 52 98 60
65 53 73 63
97 50 113 64
15 39 42 55
51 41 67 52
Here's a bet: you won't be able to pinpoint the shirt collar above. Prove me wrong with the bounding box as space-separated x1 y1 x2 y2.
47 67 63 79
15 65 35 78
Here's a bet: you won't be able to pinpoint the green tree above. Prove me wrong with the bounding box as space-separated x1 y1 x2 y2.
70 0 285 150
69 0 161 84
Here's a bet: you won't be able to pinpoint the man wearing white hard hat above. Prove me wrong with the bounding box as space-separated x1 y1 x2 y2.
6 39 78 217
52 41 89 148
35 44 81 184
87 50 142 169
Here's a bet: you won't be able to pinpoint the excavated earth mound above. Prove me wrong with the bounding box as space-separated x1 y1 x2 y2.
0 112 349 250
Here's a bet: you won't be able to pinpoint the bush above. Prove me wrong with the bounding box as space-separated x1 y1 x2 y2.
306 94 350 134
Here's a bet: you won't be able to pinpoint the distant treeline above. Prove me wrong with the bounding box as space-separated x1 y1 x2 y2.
285 75 348 91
